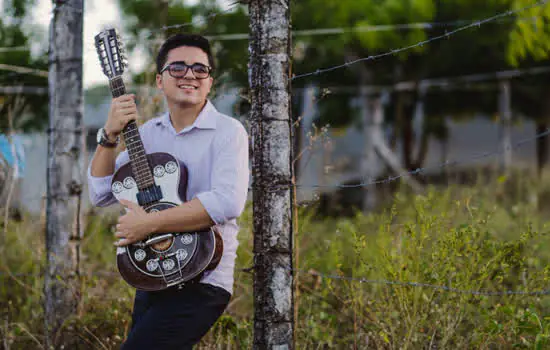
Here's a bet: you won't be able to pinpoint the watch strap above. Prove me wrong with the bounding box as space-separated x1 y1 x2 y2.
98 128 118 148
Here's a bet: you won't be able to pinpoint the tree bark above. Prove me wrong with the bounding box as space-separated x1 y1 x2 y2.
45 1 84 347
249 0 294 349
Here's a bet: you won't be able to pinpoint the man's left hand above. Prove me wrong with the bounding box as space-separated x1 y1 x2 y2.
114 199 154 246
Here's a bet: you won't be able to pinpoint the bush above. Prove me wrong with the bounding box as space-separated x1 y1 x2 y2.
1 175 550 349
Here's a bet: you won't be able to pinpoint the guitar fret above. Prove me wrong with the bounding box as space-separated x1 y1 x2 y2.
132 161 149 169
134 172 153 181
127 146 144 154
107 75 157 190
132 162 151 171
132 165 153 175
126 139 141 146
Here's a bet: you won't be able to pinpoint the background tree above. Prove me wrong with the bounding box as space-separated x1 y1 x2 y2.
0 0 48 133
114 0 550 174
507 0 550 175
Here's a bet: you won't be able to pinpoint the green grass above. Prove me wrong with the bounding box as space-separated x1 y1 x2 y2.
2 171 550 349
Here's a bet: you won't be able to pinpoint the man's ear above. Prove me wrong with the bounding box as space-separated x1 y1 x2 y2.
207 76 214 93
156 74 163 90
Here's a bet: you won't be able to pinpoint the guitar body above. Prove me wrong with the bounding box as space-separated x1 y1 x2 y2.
94 29 222 292
112 153 222 291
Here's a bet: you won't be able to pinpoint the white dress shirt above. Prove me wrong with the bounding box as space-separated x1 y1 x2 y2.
87 100 250 294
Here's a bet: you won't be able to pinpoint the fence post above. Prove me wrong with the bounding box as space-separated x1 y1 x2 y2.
499 79 512 173
360 86 378 211
45 0 84 347
249 0 294 348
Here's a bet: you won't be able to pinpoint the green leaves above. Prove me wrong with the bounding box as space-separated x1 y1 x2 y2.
507 0 550 65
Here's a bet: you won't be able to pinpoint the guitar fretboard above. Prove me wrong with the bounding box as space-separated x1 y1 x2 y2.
109 76 155 190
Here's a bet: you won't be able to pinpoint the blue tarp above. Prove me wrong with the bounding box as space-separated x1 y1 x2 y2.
0 134 25 177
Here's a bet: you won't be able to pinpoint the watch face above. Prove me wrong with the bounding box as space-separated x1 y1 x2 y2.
96 128 103 144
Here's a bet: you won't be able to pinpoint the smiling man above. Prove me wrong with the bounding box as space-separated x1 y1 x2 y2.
87 33 250 349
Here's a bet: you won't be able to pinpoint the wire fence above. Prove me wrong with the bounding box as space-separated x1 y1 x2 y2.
2 265 549 297
294 268 550 296
274 128 550 191
2 0 550 304
292 0 549 80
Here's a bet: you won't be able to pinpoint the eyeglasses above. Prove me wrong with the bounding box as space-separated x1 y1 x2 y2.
160 61 212 79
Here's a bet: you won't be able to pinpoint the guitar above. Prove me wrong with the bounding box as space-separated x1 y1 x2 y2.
94 28 223 291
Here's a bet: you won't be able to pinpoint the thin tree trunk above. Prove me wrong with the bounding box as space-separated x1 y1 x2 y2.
45 0 84 347
249 0 294 348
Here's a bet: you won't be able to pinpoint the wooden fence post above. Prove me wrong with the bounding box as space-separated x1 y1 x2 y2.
249 0 294 348
45 0 84 347
499 79 512 173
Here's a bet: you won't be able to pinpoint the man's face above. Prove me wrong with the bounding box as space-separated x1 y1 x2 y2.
156 46 213 107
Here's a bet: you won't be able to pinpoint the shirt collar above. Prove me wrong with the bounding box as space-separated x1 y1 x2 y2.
156 100 217 133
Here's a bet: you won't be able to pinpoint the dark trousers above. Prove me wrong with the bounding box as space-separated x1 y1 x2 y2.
121 283 231 350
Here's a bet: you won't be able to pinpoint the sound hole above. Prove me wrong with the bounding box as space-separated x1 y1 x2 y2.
151 236 174 252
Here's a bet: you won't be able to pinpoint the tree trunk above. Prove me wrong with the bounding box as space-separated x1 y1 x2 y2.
45 1 84 347
249 0 294 349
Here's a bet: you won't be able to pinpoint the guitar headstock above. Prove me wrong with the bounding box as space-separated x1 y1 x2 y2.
94 28 128 79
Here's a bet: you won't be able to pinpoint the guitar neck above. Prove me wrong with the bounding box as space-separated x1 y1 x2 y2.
109 76 154 190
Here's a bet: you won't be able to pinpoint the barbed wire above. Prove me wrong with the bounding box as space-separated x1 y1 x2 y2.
201 16 541 41
291 0 549 81
5 15 540 54
145 3 241 39
6 63 550 99
295 268 550 296
290 128 550 190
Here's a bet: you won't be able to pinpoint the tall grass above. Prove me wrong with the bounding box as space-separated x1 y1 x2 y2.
1 171 550 349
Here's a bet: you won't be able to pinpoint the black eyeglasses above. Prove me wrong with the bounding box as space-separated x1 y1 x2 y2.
160 61 212 79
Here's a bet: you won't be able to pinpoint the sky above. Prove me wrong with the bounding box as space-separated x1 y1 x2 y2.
6 0 232 89
31 0 143 89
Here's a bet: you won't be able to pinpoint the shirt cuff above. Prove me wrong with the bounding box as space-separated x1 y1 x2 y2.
87 166 115 206
195 191 224 225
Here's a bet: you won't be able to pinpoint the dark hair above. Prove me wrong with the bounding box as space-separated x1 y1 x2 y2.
156 33 215 73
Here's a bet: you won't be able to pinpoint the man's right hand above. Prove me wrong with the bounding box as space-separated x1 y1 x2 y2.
104 94 138 140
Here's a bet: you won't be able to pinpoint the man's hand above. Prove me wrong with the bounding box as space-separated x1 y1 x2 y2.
104 94 138 141
114 199 155 246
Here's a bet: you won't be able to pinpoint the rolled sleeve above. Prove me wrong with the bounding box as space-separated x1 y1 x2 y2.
87 166 116 207
86 150 129 207
195 125 249 225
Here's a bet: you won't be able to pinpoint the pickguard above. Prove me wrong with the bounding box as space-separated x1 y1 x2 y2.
111 160 183 205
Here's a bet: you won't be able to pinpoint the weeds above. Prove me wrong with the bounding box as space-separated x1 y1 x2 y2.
1 173 550 349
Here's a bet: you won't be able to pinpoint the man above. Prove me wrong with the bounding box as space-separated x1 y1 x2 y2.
87 33 249 349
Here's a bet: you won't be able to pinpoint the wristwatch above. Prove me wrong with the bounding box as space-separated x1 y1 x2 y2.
96 127 119 148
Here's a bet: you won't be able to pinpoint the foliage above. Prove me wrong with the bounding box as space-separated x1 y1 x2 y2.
0 0 48 133
2 173 550 348
507 0 550 65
